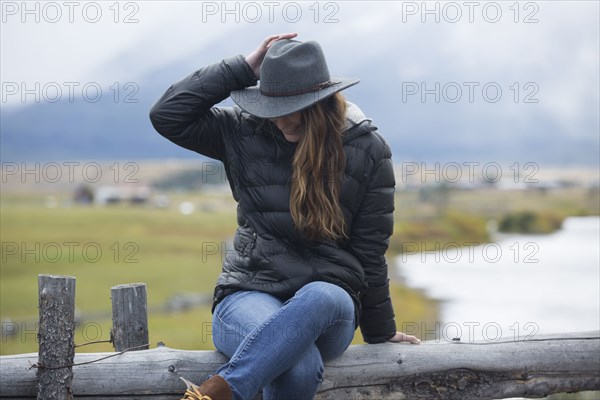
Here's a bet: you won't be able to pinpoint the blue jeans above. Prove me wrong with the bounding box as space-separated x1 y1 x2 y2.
212 281 356 400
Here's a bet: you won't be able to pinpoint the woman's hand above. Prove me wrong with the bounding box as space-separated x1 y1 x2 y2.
245 33 298 79
388 331 421 344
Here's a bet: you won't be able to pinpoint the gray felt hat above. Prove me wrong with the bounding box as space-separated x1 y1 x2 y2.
231 39 359 119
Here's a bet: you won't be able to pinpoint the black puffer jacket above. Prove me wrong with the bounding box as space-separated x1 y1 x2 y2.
149 55 397 343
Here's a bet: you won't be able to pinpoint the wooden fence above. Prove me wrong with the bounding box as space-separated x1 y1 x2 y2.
1 275 599 399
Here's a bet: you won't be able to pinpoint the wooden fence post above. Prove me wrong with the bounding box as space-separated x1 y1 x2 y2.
37 274 76 400
110 283 149 352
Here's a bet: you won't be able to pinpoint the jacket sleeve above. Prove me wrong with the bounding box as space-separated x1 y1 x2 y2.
347 135 397 344
149 55 257 161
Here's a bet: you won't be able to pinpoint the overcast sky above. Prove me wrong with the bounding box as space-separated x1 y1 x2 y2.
2 0 599 139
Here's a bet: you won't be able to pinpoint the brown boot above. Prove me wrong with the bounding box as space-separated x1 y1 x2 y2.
180 375 233 400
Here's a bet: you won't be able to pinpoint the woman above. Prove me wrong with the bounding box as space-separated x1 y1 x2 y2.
150 33 420 400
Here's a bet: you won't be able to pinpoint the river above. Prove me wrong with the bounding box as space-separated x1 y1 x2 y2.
396 216 600 342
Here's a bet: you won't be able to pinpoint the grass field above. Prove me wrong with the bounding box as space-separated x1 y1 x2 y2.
0 190 440 355
1 194 236 354
2 185 597 355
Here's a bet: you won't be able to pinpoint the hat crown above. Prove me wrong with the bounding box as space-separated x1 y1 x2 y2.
259 40 331 97
231 38 359 118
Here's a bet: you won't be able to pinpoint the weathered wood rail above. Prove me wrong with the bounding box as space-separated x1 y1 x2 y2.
2 332 599 399
1 275 598 399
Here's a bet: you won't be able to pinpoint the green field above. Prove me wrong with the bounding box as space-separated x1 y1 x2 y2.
0 190 439 355
2 186 598 355
1 193 236 354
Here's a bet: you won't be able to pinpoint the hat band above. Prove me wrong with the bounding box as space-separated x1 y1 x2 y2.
260 80 340 97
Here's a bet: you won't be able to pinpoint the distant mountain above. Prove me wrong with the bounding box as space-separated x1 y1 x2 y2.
2 21 598 166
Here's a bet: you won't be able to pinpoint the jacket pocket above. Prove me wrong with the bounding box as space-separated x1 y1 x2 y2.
243 231 257 258
233 224 257 259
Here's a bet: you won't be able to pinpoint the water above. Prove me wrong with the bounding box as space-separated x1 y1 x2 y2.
396 216 600 342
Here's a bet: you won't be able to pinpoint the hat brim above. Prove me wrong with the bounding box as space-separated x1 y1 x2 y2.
230 77 359 119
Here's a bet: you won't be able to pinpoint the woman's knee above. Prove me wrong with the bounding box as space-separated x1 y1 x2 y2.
213 291 284 356
299 281 354 318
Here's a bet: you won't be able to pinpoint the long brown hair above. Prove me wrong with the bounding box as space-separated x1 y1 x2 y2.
290 93 347 241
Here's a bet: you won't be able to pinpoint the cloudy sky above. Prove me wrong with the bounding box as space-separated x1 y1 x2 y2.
2 1 598 162
3 1 598 85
